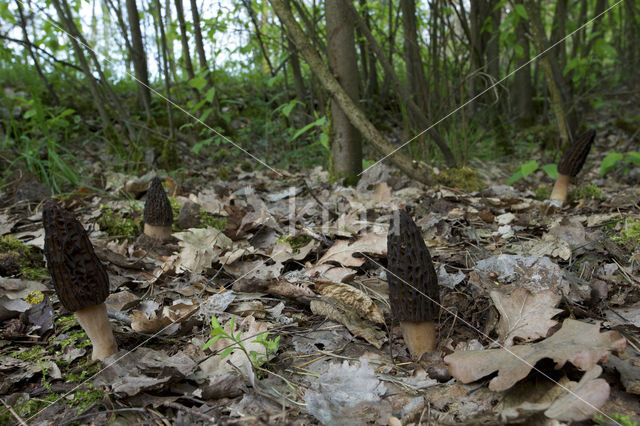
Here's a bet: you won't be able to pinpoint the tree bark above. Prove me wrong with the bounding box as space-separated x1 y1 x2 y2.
326 0 362 183
270 0 432 185
174 0 195 82
343 0 456 166
513 0 533 125
126 0 152 121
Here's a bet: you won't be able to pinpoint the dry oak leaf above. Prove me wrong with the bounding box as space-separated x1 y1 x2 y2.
444 319 626 392
491 288 562 347
543 365 610 422
318 231 386 267
174 227 232 274
310 299 387 348
315 279 385 324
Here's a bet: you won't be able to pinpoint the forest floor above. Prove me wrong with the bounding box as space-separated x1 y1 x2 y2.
0 112 639 425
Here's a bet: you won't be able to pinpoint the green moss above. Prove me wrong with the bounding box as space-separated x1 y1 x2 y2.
0 393 59 424
240 161 253 172
96 205 140 241
534 186 551 201
569 184 602 202
9 346 45 362
213 148 231 162
200 209 227 230
436 167 484 192
218 165 231 180
62 362 101 383
277 235 312 254
614 218 640 245
594 413 638 426
0 236 47 279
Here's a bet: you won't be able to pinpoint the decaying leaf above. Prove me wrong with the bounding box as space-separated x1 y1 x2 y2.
491 288 562 346
317 231 386 267
174 227 232 274
444 319 626 391
544 366 610 421
310 299 387 348
315 279 385 324
130 302 198 334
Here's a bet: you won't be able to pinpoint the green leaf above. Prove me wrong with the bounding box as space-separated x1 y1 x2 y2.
202 335 223 350
189 75 207 92
623 151 640 166
506 170 524 185
600 151 623 176
541 163 558 179
514 4 528 19
220 347 234 358
292 116 326 141
205 87 216 103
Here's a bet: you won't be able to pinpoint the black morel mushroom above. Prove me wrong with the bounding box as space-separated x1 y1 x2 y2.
549 130 596 205
387 210 440 360
143 177 173 240
43 200 117 361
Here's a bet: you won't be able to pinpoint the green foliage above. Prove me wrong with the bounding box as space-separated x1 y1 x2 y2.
569 184 602 201
277 235 312 253
202 314 280 370
507 161 558 185
218 165 231 180
613 218 640 246
594 413 638 426
0 235 47 279
534 186 551 200
600 151 640 176
96 205 141 241
436 167 484 192
200 209 227 230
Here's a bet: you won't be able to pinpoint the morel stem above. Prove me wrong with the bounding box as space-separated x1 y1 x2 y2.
75 303 118 361
400 320 436 360
550 173 570 203
143 223 172 240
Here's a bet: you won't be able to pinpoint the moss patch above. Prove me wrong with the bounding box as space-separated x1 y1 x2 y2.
534 185 551 201
436 167 484 192
97 205 140 241
0 235 47 279
277 235 312 254
569 184 602 202
200 209 227 230
218 165 231 180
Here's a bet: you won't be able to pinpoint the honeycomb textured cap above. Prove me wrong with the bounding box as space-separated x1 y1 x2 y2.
143 177 173 226
42 200 109 312
386 210 439 322
558 130 596 177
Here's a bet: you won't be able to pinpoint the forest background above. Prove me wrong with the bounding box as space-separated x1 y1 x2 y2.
0 0 638 191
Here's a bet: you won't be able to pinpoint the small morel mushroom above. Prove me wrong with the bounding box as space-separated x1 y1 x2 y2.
387 210 440 360
549 130 596 206
43 200 117 361
143 177 173 240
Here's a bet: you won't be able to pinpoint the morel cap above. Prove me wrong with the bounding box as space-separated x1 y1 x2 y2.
387 210 439 322
558 130 596 177
43 200 109 312
143 177 173 227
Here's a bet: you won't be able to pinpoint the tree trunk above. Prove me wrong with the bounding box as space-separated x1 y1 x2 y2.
174 0 195 82
343 0 456 166
326 0 362 184
16 0 59 104
514 0 533 125
126 0 152 121
270 0 433 185
524 0 574 148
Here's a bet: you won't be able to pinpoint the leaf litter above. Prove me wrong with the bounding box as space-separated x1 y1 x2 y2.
0 160 639 425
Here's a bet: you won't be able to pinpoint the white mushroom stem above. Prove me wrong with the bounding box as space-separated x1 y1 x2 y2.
400 320 436 361
75 303 118 361
144 223 172 240
549 173 571 204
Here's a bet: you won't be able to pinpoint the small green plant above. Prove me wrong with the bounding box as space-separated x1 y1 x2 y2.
507 160 558 185
200 209 227 230
96 205 140 241
534 186 551 200
569 183 602 201
613 218 640 245
594 413 637 426
202 314 280 369
436 167 484 192
600 151 640 176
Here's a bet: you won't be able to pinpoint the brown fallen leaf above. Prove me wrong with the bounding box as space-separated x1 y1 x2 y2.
315 279 385 324
444 319 626 391
310 299 387 348
491 288 562 347
544 366 610 421
317 231 386 267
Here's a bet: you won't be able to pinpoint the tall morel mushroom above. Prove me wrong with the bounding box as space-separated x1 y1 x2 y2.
387 210 440 360
549 130 596 205
143 177 173 240
43 200 118 361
